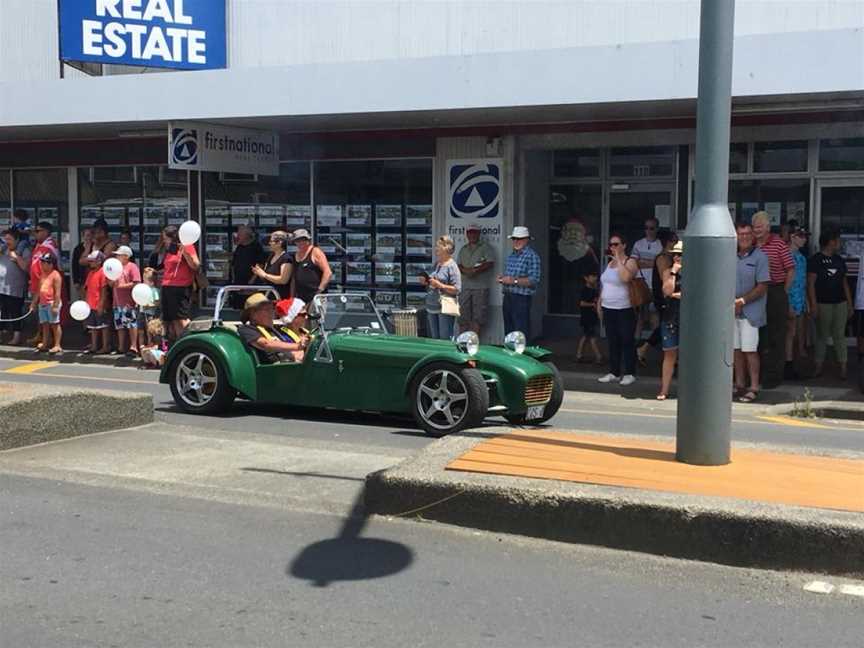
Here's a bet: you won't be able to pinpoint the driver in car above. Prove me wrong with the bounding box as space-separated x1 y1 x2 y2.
238 293 307 363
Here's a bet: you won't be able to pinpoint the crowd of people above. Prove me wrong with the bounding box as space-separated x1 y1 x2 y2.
579 213 863 402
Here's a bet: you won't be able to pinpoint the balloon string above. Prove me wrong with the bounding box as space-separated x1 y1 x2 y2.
0 308 33 323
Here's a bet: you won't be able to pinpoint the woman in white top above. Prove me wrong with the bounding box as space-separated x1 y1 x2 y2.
598 233 640 386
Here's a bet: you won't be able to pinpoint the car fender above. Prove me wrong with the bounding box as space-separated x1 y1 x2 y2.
160 330 258 399
522 345 553 363
402 351 474 394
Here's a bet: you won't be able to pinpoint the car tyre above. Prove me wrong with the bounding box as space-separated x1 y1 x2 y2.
410 363 489 437
504 361 564 426
169 348 235 415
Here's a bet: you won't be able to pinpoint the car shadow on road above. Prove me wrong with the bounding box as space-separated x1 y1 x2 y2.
288 492 414 588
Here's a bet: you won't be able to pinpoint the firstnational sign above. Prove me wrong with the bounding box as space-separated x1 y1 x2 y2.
168 122 280 176
59 0 227 71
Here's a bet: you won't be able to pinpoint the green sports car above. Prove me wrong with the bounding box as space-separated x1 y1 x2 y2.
160 288 563 436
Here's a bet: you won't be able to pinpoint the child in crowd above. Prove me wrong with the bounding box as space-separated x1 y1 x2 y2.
31 252 62 354
138 267 161 345
140 318 167 368
109 246 141 357
576 270 603 364
83 251 111 354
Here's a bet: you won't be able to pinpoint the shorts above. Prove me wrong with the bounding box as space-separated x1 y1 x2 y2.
580 311 599 338
162 285 192 322
37 303 61 325
458 288 488 326
854 310 864 338
85 311 109 330
113 306 139 330
734 317 760 353
138 309 158 330
660 318 679 350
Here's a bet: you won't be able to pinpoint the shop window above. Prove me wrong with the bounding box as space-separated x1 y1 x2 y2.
821 186 864 255
753 140 808 173
314 159 433 310
728 179 810 234
729 143 748 174
609 146 674 178
201 163 312 302
552 149 601 178
819 138 864 172
548 184 602 315
13 169 69 269
79 166 188 273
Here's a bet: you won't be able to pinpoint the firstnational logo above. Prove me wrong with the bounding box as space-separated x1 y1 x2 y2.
168 121 280 176
171 128 198 165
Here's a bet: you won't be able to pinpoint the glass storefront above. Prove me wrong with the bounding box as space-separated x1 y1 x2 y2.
13 169 70 267
728 178 810 229
0 170 10 227
201 159 433 308
78 166 190 266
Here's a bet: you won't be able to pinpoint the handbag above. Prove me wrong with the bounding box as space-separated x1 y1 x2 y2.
440 294 461 317
626 259 652 308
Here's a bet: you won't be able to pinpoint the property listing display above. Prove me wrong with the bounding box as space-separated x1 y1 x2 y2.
314 203 434 310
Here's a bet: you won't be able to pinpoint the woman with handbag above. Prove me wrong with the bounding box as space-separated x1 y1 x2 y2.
420 236 462 340
597 233 642 386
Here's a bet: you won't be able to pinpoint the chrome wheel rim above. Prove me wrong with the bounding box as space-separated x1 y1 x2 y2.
175 352 218 407
416 369 469 431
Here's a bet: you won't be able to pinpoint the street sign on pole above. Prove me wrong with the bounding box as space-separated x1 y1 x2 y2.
676 0 737 466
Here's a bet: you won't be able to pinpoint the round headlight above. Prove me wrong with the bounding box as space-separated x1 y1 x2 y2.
504 331 526 354
456 331 480 356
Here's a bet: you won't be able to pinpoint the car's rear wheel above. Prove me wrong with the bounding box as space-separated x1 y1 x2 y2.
504 362 564 426
169 349 235 415
411 363 489 437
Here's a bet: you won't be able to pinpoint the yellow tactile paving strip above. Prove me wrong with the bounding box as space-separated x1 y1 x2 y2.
446 430 864 513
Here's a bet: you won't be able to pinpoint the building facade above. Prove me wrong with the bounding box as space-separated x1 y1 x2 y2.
1 0 862 340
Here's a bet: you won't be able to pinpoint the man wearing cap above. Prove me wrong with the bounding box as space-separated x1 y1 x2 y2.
292 229 332 303
498 226 542 340
456 224 495 335
238 293 308 364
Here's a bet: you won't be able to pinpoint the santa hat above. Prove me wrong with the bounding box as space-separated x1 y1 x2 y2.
275 297 306 323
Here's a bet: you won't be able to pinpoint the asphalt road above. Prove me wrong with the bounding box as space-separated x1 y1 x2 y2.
2 473 862 648
0 357 862 454
1 357 861 647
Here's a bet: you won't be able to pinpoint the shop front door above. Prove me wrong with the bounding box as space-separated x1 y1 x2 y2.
816 179 864 301
608 183 676 250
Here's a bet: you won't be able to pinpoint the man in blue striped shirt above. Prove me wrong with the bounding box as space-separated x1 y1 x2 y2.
497 226 542 341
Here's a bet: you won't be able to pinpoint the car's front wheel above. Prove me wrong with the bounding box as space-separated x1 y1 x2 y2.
169 349 235 415
410 363 489 437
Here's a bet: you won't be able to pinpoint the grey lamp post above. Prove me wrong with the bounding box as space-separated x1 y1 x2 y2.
676 0 737 465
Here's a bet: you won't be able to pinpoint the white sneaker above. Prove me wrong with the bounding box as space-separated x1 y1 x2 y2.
620 374 637 386
597 373 620 384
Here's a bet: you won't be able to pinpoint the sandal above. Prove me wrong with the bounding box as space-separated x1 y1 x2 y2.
656 393 668 401
49 347 63 355
739 390 758 403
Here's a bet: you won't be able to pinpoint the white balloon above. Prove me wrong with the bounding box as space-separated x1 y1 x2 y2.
132 283 153 307
179 220 201 246
103 257 123 282
70 300 91 322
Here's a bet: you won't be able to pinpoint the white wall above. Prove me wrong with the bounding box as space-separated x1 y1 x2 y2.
228 0 864 69
4 1 864 81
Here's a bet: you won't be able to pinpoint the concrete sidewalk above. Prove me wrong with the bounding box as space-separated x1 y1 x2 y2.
365 427 864 576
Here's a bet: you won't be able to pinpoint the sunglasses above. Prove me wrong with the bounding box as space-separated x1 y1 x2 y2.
609 242 623 247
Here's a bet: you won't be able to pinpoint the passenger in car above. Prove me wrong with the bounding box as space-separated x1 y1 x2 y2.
237 293 307 364
275 297 311 351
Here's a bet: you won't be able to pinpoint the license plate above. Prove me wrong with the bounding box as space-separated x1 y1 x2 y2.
526 405 545 420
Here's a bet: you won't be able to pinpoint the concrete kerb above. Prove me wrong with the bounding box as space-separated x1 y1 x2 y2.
0 382 153 450
364 429 864 577
765 400 864 422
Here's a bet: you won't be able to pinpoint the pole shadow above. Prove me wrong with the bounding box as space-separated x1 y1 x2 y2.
287 492 413 588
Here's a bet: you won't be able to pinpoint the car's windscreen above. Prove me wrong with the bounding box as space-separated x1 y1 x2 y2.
311 294 386 332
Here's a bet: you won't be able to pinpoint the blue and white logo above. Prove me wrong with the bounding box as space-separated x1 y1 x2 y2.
449 162 501 219
171 128 198 166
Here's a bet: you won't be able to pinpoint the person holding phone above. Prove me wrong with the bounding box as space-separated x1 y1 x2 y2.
597 233 640 386
160 225 200 342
